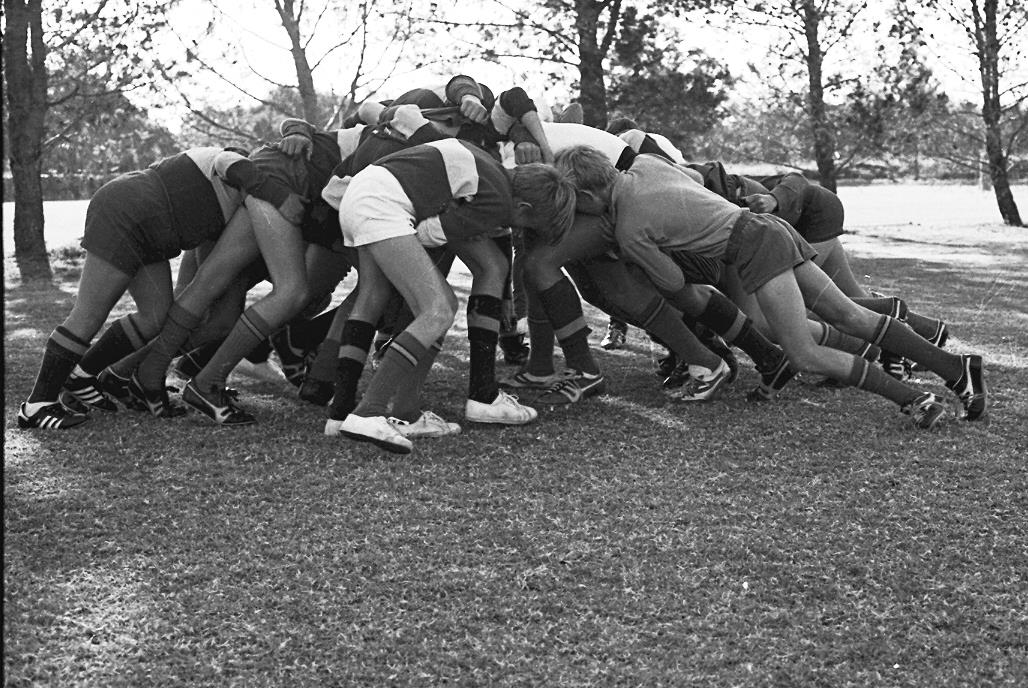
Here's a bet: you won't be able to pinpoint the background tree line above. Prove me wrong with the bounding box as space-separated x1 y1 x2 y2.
4 0 1026 282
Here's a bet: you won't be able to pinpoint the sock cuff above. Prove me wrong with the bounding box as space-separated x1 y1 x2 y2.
240 307 275 340
638 296 667 330
700 292 744 338
889 297 908 320
119 315 148 349
167 302 202 330
468 294 502 332
871 315 892 346
845 357 870 388
816 321 831 346
341 319 377 349
51 326 90 357
386 331 428 368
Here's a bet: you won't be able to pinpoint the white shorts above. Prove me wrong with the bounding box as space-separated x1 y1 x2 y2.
339 166 417 247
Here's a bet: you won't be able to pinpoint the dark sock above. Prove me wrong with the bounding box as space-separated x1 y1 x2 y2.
195 307 275 392
28 326 90 403
328 320 376 420
177 341 223 378
525 286 556 375
308 338 341 384
354 331 428 417
389 338 443 421
467 294 501 403
697 292 781 372
245 337 273 365
843 357 920 407
137 303 202 391
871 316 962 381
816 322 880 361
852 296 907 319
78 315 147 376
640 297 721 370
539 277 598 375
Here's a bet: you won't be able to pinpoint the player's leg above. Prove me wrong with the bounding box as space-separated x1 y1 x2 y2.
794 260 985 420
184 198 309 424
134 206 259 400
19 251 135 429
454 236 537 425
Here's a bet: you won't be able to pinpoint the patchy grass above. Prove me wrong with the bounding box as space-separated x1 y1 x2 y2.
4 229 1028 687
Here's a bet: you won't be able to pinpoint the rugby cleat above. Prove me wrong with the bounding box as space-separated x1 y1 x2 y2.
97 368 148 411
127 373 187 418
465 390 538 424
182 380 256 426
600 320 628 350
61 374 118 412
389 411 462 438
536 370 606 405
499 369 575 390
298 377 335 406
667 360 732 402
901 392 947 430
329 414 412 454
748 354 796 402
17 402 90 430
945 354 987 421
880 351 911 381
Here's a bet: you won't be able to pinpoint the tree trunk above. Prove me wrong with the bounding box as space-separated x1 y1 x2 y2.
3 0 53 282
575 2 608 129
274 0 320 123
975 0 1023 225
801 1 838 193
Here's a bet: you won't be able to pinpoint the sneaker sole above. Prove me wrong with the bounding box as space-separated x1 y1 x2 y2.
341 430 412 454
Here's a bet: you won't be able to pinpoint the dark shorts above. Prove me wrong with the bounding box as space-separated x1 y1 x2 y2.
726 211 817 293
792 185 845 243
80 171 179 274
667 249 724 286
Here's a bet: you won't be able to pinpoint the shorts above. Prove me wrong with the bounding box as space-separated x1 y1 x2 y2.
339 166 416 247
792 185 844 243
667 248 724 286
725 211 817 293
81 171 180 274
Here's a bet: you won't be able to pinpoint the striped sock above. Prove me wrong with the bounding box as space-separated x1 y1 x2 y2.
328 320 376 421
137 303 202 392
354 331 428 417
871 315 961 381
539 277 598 375
78 315 149 376
844 357 920 407
28 326 90 403
195 307 275 392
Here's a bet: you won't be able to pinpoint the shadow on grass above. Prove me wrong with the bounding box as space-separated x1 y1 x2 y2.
5 244 1028 685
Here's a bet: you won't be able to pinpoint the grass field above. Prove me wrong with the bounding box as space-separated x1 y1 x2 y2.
4 220 1027 686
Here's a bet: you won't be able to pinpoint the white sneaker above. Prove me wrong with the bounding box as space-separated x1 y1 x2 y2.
330 414 413 454
234 358 289 385
388 411 462 438
465 390 538 425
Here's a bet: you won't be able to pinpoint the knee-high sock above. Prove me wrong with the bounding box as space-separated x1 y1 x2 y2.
525 286 556 376
328 320 376 421
851 295 943 341
109 340 156 378
28 326 90 403
538 277 598 375
354 331 428 418
870 316 962 381
307 338 341 384
843 357 921 407
285 308 337 352
136 303 203 392
695 292 781 372
175 340 223 378
77 315 148 377
815 321 880 361
194 307 275 392
467 294 501 403
389 337 444 421
639 297 721 370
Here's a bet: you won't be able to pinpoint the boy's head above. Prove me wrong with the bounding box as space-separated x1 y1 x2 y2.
554 145 617 215
508 163 577 245
605 116 639 136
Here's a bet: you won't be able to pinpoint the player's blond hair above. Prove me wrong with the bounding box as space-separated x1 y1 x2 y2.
509 163 577 245
554 145 617 197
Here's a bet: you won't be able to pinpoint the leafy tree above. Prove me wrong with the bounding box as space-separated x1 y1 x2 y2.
607 7 734 156
2 0 173 282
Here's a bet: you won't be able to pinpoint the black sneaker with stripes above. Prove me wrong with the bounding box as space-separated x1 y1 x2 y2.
945 354 987 421
61 374 118 412
17 402 90 430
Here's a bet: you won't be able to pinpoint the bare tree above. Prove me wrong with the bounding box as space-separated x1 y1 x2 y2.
170 0 415 136
2 0 172 282
927 0 1025 226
